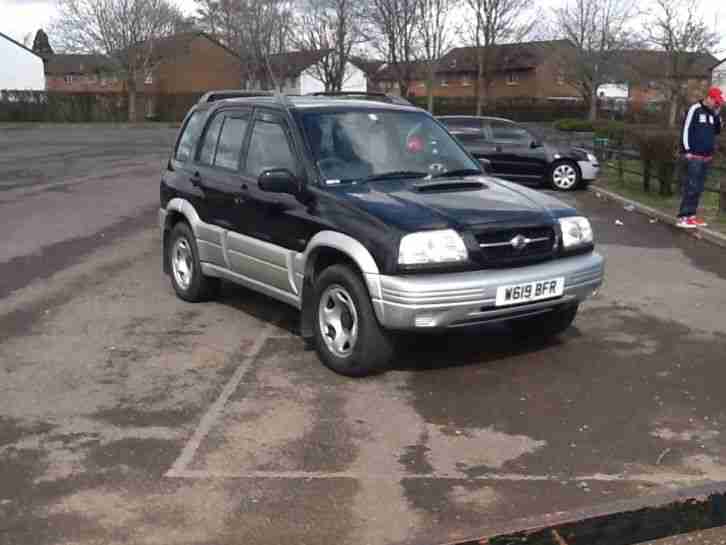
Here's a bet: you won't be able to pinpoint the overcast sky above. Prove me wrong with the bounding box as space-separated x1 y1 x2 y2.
1 0 198 46
1 0 724 58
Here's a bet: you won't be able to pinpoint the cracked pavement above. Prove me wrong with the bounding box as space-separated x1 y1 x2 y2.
2 126 726 545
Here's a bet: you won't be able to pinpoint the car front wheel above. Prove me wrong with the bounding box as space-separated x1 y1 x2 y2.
313 264 393 377
550 161 581 191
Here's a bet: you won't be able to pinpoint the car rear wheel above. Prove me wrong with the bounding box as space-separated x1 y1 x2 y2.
168 222 220 302
550 161 581 191
313 264 393 377
510 304 579 339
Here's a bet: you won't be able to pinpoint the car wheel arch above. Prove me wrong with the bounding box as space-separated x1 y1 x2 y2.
162 199 202 274
297 232 382 339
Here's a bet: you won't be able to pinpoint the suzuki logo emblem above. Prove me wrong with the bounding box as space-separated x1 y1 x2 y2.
510 234 530 250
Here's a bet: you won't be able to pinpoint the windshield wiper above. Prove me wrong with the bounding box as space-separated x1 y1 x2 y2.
361 170 429 182
431 168 483 179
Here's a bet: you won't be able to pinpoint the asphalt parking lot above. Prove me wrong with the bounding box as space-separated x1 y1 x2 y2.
2 126 726 545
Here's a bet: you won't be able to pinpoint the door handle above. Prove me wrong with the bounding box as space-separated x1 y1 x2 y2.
190 172 203 187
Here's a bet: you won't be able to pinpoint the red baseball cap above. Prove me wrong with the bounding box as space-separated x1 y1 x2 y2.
707 87 723 106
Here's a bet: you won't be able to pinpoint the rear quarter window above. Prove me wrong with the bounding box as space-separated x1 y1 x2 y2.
175 111 204 162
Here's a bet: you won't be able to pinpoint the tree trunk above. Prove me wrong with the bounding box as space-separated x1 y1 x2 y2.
643 159 651 192
426 68 435 113
668 99 678 128
476 54 484 116
588 89 597 122
127 77 137 123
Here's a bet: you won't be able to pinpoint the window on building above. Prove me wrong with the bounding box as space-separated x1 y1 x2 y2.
245 120 296 177
214 117 249 171
440 80 449 87
556 71 565 86
506 72 520 85
64 75 74 84
145 73 154 85
461 77 472 87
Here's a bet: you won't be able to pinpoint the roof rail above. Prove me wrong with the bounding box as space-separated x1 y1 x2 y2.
197 90 274 103
308 92 413 106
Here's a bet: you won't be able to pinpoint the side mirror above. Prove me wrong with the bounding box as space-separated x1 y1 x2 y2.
530 140 543 149
478 157 492 172
258 168 299 194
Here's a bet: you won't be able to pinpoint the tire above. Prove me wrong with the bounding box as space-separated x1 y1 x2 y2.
167 222 220 302
550 161 581 191
312 264 393 377
510 304 579 339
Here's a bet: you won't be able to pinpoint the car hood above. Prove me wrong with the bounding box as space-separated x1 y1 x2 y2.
330 176 574 232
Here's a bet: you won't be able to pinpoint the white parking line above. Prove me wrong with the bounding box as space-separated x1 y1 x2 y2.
165 321 278 477
166 468 712 486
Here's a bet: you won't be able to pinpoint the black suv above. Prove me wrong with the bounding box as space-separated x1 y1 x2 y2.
439 116 600 191
160 94 604 376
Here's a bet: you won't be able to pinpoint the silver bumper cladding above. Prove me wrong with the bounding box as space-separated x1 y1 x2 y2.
367 252 604 330
578 160 600 181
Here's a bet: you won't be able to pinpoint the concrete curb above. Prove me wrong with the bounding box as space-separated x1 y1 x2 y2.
0 122 180 130
437 479 726 545
590 184 726 249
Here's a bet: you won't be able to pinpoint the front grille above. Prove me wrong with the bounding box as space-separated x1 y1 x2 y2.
474 226 556 268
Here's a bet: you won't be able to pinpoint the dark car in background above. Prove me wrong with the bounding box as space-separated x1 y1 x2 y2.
438 116 600 191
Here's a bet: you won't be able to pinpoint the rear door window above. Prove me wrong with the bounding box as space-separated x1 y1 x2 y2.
174 111 203 162
488 120 531 144
214 117 248 171
197 114 224 166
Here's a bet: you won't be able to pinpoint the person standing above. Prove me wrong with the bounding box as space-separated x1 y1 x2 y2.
677 87 723 229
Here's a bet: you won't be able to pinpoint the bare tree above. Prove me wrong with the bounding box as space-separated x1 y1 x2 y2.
417 0 455 112
195 0 293 89
293 0 364 91
553 0 638 120
54 0 182 121
364 0 421 98
21 32 33 48
465 0 537 115
644 0 720 126
32 29 55 57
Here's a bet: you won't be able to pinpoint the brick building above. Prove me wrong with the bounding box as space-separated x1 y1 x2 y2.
45 32 242 118
371 40 581 101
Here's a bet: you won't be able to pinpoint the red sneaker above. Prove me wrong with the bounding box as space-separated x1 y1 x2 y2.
676 217 697 229
689 216 708 227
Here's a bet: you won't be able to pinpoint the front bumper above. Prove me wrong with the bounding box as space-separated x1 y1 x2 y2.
365 252 604 330
578 160 600 181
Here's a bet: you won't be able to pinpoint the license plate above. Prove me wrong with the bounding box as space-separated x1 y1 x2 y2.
495 277 565 307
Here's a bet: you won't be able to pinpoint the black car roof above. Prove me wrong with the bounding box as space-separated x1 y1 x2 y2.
199 95 421 114
438 115 514 123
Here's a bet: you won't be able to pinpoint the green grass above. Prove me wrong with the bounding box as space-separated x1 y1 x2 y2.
598 158 726 234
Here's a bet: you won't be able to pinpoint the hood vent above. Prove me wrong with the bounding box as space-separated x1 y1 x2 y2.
413 180 486 193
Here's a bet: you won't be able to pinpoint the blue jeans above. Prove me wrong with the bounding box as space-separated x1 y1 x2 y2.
678 158 709 217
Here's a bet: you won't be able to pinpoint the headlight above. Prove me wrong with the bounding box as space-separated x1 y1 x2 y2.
398 229 468 266
559 216 593 248
586 153 598 163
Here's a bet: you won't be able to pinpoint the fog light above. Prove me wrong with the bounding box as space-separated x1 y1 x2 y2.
415 314 436 327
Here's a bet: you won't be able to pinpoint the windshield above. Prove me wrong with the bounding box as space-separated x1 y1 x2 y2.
300 110 481 184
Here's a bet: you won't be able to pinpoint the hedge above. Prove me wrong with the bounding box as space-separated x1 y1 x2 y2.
553 118 594 132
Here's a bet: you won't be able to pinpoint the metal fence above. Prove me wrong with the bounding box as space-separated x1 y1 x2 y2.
593 141 726 215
